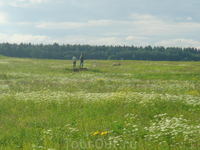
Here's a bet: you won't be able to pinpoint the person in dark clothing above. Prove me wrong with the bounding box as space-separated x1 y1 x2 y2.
79 54 84 68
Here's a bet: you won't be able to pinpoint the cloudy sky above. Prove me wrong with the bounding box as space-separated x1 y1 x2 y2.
0 0 200 48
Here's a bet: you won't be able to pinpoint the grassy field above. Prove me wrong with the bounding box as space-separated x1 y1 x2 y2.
0 55 200 150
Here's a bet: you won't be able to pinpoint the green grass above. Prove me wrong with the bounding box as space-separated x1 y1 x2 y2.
0 56 200 149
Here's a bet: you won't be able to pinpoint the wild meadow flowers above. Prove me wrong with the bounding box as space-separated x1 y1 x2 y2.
93 131 100 136
0 57 200 149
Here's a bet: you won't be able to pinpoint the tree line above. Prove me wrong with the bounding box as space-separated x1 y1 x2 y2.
0 42 200 61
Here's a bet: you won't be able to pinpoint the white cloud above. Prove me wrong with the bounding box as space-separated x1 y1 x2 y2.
16 22 32 25
187 17 193 21
53 35 125 46
30 0 50 3
127 13 200 39
56 35 87 44
0 0 5 6
130 13 156 21
88 37 124 46
0 33 53 43
11 34 52 43
0 12 8 23
126 36 149 40
155 39 200 48
35 20 112 29
0 33 126 46
127 14 169 36
0 33 10 40
8 0 51 7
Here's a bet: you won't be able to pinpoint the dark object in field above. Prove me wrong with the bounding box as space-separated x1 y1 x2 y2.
112 63 121 66
73 68 88 72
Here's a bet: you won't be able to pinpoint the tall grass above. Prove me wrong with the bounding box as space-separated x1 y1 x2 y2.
0 56 200 149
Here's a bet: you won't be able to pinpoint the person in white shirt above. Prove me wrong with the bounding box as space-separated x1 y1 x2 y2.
94 62 98 67
72 55 77 68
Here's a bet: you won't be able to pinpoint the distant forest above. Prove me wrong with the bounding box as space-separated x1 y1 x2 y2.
0 42 200 61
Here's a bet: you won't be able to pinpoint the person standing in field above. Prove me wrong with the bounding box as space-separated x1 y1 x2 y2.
72 55 77 68
79 54 84 68
94 62 98 67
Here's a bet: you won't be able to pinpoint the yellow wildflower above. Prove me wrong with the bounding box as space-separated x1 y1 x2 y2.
93 131 100 135
187 90 199 96
101 131 108 135
97 79 105 82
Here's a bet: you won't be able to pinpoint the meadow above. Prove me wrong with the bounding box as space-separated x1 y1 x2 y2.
0 55 200 150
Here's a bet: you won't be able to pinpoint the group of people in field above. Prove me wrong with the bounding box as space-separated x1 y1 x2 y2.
72 54 98 68
72 54 84 68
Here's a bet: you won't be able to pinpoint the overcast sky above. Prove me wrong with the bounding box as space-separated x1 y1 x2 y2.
0 0 200 48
